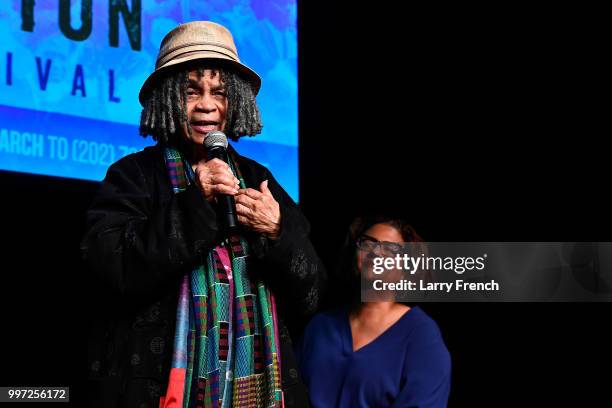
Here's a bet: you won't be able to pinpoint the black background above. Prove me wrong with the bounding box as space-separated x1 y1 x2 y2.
1 1 610 406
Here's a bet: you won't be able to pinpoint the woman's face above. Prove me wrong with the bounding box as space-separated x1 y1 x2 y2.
182 69 228 146
356 223 404 279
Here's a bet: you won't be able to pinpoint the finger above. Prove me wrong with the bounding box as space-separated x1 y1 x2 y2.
238 187 264 200
192 161 205 173
260 179 271 195
209 164 238 185
193 163 211 181
206 158 230 171
212 184 239 195
210 173 237 188
237 214 251 226
235 193 258 210
203 185 214 201
235 203 254 217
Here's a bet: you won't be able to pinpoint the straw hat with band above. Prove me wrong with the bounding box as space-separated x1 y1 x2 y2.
138 21 261 106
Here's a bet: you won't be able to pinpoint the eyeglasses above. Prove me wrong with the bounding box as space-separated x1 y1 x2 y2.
356 235 404 256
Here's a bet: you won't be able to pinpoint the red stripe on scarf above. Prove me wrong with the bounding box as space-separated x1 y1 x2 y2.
159 367 186 408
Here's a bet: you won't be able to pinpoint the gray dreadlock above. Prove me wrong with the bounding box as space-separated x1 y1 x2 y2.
139 65 263 144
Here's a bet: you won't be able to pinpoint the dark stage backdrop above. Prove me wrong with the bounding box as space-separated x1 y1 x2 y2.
1 2 610 406
297 2 611 406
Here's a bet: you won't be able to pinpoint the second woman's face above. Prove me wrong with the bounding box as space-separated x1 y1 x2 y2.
357 223 404 277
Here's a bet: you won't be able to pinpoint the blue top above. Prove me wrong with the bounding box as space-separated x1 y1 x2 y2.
296 306 451 408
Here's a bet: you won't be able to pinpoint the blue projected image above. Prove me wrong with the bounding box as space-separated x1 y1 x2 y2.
0 0 299 200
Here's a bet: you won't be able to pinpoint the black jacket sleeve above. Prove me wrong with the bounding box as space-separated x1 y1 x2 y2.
247 167 327 330
80 151 219 303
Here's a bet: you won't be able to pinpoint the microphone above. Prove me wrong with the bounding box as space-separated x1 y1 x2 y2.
204 131 238 232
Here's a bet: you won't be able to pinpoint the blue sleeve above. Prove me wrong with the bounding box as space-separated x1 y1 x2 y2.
292 312 318 385
390 324 451 408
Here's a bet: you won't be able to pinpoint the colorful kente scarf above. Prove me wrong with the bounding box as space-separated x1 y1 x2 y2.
159 147 283 408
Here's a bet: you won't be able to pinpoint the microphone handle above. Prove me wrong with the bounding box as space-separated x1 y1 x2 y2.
207 146 238 231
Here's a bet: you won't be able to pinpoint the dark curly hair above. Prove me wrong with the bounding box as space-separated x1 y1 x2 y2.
328 215 428 310
139 63 263 145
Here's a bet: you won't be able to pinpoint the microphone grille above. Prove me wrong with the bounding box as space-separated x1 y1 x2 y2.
204 131 228 149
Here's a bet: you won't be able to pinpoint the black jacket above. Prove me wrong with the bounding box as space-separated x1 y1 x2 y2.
81 145 325 407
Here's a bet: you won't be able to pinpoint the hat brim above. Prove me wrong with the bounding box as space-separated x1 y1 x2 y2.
138 52 261 106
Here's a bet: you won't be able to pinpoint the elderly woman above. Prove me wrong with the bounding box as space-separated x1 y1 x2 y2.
82 21 325 408
297 216 451 407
